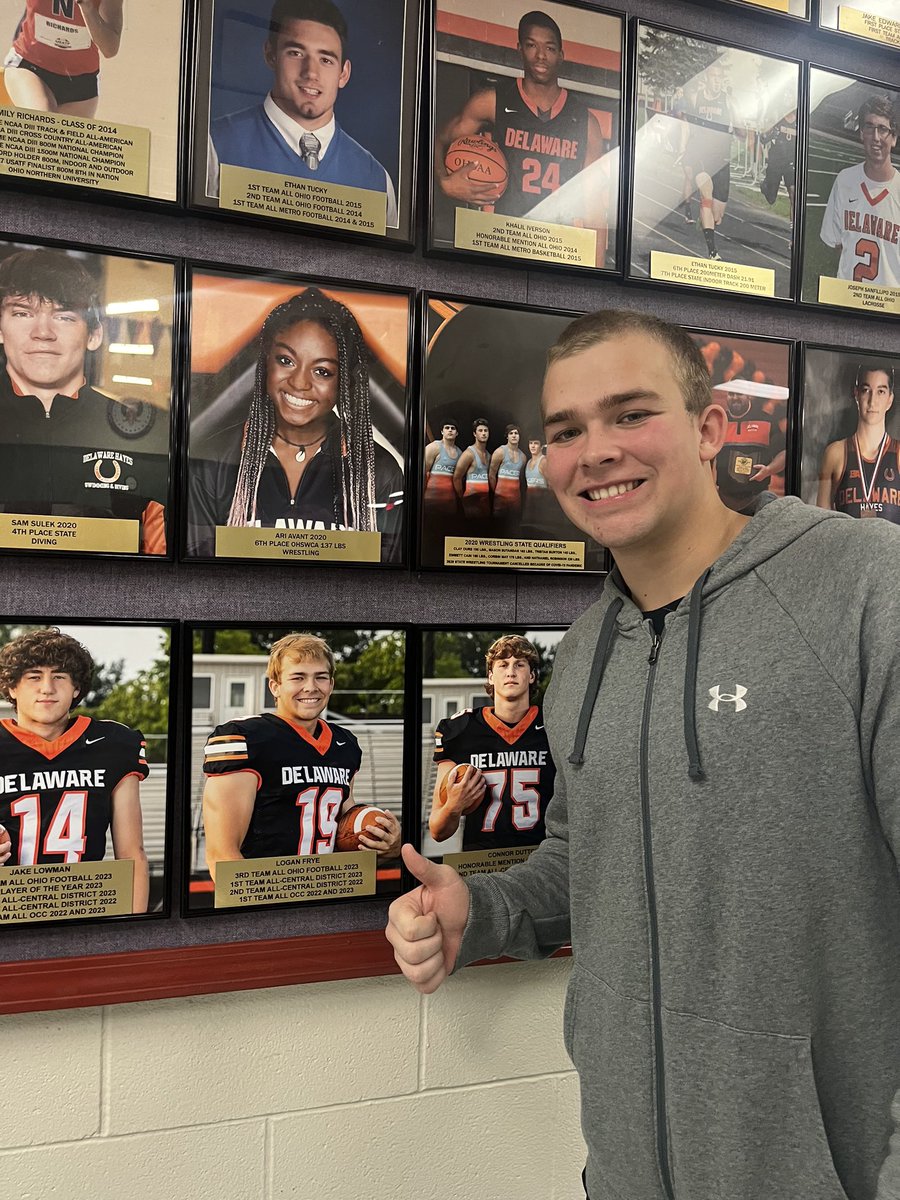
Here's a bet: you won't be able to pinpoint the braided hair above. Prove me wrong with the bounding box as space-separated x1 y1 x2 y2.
227 288 377 532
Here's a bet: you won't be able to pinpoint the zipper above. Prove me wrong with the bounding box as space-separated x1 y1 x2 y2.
640 625 676 1199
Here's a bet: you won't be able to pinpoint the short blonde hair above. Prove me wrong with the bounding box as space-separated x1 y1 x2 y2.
267 633 335 681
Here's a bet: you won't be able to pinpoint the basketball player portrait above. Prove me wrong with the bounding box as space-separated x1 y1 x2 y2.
817 366 899 522
0 628 149 912
430 1 623 269
202 633 401 878
428 634 556 854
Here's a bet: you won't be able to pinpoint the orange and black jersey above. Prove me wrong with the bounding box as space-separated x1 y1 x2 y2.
204 713 362 858
0 716 148 865
434 705 555 850
834 435 900 524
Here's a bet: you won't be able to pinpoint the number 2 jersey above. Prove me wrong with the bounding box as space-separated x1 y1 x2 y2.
434 705 555 850
203 713 362 858
821 164 900 288
0 715 148 865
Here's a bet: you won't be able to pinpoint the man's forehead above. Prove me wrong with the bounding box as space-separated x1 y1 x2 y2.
1 293 78 314
281 654 331 674
276 18 342 51
858 369 892 388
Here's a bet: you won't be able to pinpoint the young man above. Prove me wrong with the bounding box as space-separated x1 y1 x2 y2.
678 60 738 261
488 424 526 520
820 95 900 287
422 421 461 514
202 633 400 877
452 417 492 521
434 11 606 231
208 0 397 224
0 628 149 912
817 364 899 522
387 310 900 1200
428 635 554 851
0 248 168 553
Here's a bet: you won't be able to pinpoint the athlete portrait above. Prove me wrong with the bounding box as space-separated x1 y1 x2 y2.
201 632 401 884
0 627 149 913
0 244 173 555
430 1 623 268
630 25 798 298
423 631 558 857
201 0 404 226
801 344 900 525
186 269 408 566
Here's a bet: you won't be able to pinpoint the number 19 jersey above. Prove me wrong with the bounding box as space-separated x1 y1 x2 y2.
0 715 148 865
204 713 362 858
434 705 555 850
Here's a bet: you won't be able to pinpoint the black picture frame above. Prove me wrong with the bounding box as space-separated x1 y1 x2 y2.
0 231 180 562
815 0 900 49
0 617 177 929
181 260 414 570
625 19 802 305
799 63 900 319
426 0 626 275
182 621 415 917
685 0 810 18
0 0 189 209
794 341 900 523
186 0 421 246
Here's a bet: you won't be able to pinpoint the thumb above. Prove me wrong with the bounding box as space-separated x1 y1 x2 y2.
401 843 457 889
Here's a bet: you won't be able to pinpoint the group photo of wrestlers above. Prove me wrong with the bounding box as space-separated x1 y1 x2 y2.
798 344 900 524
184 624 407 913
419 296 606 574
190 0 419 241
183 264 410 567
800 67 899 315
419 626 562 875
0 620 173 925
428 0 623 272
628 23 799 300
0 236 175 558
817 0 900 48
0 0 185 202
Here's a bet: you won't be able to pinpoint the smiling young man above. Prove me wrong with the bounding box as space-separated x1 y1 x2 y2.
428 635 554 851
202 633 400 878
0 628 149 912
387 310 900 1200
208 0 398 224
817 364 899 523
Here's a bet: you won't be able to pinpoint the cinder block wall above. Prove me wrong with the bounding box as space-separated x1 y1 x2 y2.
0 958 584 1199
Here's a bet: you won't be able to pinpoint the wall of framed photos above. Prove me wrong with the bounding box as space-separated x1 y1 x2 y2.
0 0 895 999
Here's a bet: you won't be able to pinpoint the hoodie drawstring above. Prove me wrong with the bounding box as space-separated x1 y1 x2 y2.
683 568 711 782
568 598 623 766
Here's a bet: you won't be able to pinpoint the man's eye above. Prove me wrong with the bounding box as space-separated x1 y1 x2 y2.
547 427 578 444
619 411 648 424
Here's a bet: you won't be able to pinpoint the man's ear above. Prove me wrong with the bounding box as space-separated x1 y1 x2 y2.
87 324 103 353
697 401 729 465
338 58 351 90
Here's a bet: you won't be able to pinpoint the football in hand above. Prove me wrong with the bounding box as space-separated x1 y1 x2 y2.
438 763 482 815
335 805 390 852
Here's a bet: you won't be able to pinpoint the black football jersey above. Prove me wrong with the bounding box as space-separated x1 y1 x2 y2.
492 76 592 219
434 705 555 850
0 715 148 865
204 713 362 858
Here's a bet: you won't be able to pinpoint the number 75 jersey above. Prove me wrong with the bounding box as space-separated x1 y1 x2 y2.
434 705 556 850
0 715 148 864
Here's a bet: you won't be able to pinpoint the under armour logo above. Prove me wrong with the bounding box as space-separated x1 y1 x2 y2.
708 685 748 712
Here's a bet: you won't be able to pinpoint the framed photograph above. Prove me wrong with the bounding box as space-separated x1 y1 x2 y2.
0 0 186 204
183 263 412 567
418 295 607 574
797 343 900 524
184 623 410 914
688 326 793 512
817 1 900 49
188 0 420 244
428 0 624 273
689 0 809 16
0 620 174 927
800 66 900 317
0 235 177 559
628 22 800 301
420 626 563 876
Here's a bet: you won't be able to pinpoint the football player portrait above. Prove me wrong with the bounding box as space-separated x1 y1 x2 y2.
428 634 556 852
202 632 401 877
0 628 149 912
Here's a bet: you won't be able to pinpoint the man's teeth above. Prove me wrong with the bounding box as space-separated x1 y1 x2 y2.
587 481 638 500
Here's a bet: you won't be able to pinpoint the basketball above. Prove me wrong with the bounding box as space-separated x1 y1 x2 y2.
438 763 482 815
444 136 509 197
335 805 389 852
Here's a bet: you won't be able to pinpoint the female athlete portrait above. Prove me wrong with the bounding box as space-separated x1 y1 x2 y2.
186 272 409 565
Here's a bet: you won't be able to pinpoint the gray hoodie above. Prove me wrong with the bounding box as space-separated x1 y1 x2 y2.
458 496 900 1200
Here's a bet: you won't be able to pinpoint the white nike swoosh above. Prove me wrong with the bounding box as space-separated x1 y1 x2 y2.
85 737 105 745
535 725 545 731
336 740 346 746
504 106 518 113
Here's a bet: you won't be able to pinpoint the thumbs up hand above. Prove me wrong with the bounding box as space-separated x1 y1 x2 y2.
385 844 471 993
